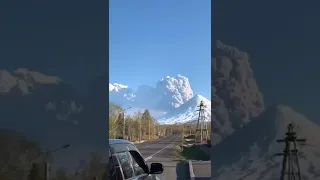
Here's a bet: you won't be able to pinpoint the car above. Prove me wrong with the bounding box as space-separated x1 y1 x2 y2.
109 139 163 180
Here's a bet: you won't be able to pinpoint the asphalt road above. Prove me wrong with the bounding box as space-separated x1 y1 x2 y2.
192 145 211 179
190 160 211 180
135 134 190 180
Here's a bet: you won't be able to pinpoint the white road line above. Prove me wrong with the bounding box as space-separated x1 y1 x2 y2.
188 160 196 180
140 135 175 149
144 136 179 161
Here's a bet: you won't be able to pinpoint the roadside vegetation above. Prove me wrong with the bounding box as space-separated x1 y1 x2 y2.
109 103 212 142
109 103 161 142
0 129 108 180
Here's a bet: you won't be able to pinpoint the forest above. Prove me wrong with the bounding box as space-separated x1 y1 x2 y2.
108 103 210 142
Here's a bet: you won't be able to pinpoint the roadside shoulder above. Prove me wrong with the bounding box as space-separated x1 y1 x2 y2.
188 160 195 180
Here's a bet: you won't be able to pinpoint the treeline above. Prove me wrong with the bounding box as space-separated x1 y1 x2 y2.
0 129 108 180
27 153 108 180
109 103 160 141
109 103 212 142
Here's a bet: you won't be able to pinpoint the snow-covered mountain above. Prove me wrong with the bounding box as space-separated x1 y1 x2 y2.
109 83 136 107
159 95 211 124
109 83 128 92
109 75 210 124
212 105 320 180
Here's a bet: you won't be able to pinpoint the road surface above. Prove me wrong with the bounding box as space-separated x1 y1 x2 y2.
191 144 211 179
135 134 190 180
190 160 211 180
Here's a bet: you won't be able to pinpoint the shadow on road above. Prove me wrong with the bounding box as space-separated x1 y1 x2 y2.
194 178 211 180
181 146 210 161
176 161 190 180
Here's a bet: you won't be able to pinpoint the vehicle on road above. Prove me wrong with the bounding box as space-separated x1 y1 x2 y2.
109 139 164 180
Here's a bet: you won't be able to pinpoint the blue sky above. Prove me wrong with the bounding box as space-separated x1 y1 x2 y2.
109 0 211 99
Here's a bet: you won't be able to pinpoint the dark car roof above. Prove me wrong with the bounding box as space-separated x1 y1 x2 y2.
109 139 133 145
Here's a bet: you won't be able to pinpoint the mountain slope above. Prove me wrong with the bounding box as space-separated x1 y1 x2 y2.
159 95 211 124
212 105 320 180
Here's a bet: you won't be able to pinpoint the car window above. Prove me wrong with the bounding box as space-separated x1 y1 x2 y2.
137 175 154 180
116 151 135 179
108 155 114 177
128 151 146 176
109 155 117 179
109 152 125 180
110 143 150 180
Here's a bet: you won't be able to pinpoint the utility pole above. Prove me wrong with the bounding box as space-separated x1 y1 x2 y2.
128 120 131 141
26 144 71 180
139 117 142 142
122 111 125 139
182 124 185 135
148 119 151 140
275 123 306 180
153 119 156 139
205 122 208 141
195 101 207 143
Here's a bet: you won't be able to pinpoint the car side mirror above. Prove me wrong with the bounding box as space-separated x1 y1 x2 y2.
149 163 163 174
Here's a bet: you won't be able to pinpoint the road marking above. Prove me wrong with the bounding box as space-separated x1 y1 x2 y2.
139 135 175 149
144 136 179 161
144 143 172 161
188 160 196 180
136 137 168 148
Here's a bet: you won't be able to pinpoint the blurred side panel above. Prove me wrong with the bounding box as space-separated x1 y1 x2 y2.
0 0 109 179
